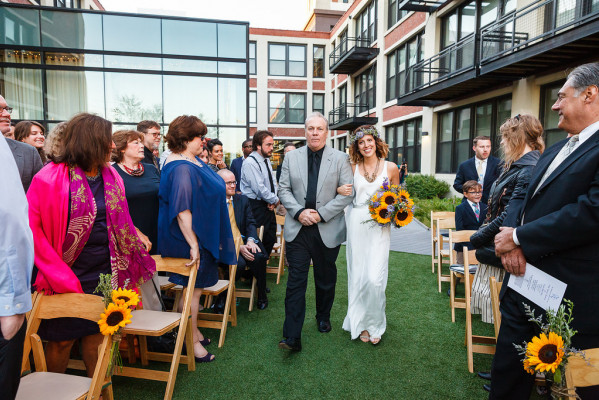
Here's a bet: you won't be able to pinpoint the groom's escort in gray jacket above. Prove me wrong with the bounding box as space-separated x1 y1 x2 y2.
278 143 354 345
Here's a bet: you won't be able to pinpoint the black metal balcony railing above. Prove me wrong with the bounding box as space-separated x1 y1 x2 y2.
328 103 377 130
402 35 476 96
481 0 599 63
329 36 371 66
328 36 379 74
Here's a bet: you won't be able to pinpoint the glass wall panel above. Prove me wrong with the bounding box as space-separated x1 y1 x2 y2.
542 83 564 147
249 41 256 75
163 75 217 124
455 108 472 164
103 15 161 54
0 68 43 120
45 52 103 67
288 93 305 124
0 49 41 64
312 93 324 114
475 103 492 137
269 93 286 123
269 44 286 76
288 45 306 77
438 112 453 173
480 0 499 27
105 72 163 123
218 24 246 58
162 19 216 57
163 58 217 73
41 10 102 50
218 61 246 75
461 2 476 38
0 7 40 46
46 70 105 120
249 91 256 124
218 78 246 125
216 127 247 165
313 45 324 78
104 55 162 71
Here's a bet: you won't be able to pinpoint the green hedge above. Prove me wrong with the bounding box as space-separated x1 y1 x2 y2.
405 174 450 199
413 197 461 228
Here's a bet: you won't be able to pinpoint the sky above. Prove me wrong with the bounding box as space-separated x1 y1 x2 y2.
100 0 310 30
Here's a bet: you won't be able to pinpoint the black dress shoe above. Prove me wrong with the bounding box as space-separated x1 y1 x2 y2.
257 299 268 310
278 337 301 351
318 320 332 333
483 384 491 393
266 287 271 293
477 371 492 381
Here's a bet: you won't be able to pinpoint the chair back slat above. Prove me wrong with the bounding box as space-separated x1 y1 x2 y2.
36 293 105 322
566 348 599 392
489 276 502 338
437 217 456 230
276 214 285 226
153 255 194 276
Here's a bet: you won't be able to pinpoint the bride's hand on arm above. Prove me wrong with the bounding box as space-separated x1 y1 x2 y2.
337 184 353 196
177 210 200 267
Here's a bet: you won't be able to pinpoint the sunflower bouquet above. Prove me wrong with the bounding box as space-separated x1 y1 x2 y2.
94 273 139 376
514 299 587 399
363 178 414 228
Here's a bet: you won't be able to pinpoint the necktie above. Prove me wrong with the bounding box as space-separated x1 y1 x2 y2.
473 203 480 221
534 134 580 196
476 160 484 185
228 200 242 244
306 151 319 209
264 159 275 193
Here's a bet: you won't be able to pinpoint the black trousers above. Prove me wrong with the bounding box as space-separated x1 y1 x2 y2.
248 199 277 256
283 225 340 339
490 289 599 400
238 242 269 300
0 318 26 400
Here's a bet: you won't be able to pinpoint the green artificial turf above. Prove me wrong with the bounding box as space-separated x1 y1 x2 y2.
112 249 542 399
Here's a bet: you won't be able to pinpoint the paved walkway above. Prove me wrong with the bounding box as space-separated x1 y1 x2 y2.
389 219 431 255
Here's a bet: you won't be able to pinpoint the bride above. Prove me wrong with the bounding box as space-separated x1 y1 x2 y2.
337 125 399 344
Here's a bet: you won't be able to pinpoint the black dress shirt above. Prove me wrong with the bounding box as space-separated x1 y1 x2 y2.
294 146 325 222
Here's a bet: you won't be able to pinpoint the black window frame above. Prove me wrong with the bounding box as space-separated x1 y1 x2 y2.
268 91 306 125
312 93 325 115
313 44 325 78
268 43 307 77
386 31 424 101
337 135 347 151
540 80 567 148
388 0 409 29
249 90 257 124
354 64 376 113
249 41 256 75
54 0 81 8
355 0 378 45
385 118 422 172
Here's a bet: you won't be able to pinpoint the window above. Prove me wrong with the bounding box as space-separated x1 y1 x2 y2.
313 93 324 115
249 42 256 75
387 31 424 100
313 45 324 78
388 0 408 28
355 1 377 44
268 92 306 124
218 24 247 58
249 91 257 124
385 118 422 172
268 43 306 77
41 10 102 50
339 84 347 106
337 136 347 151
163 76 217 124
54 0 81 8
436 96 511 173
354 64 376 113
103 15 162 54
541 80 567 148
162 20 217 57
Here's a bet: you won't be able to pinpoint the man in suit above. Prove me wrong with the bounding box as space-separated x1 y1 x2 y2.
453 136 501 205
0 95 42 192
278 112 354 351
230 139 252 192
454 180 487 263
492 63 599 399
217 169 269 309
137 120 161 173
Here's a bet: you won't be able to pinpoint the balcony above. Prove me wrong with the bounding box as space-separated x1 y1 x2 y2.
396 0 599 106
329 37 379 75
398 0 445 13
328 103 378 131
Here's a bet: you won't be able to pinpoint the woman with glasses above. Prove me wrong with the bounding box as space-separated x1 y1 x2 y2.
470 114 545 323
158 115 236 363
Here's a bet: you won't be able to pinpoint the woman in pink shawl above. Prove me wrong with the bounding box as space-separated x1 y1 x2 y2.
27 113 156 377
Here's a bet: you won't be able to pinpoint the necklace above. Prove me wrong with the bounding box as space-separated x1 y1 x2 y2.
86 168 101 182
362 158 380 183
179 152 201 166
121 162 144 177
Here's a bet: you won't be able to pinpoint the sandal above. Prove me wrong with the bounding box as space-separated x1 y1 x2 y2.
200 337 211 347
195 352 215 363
370 337 381 345
359 330 370 343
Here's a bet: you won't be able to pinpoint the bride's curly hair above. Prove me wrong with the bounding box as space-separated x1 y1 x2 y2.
348 125 388 164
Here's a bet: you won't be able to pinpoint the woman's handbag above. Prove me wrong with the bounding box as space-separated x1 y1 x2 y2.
475 244 503 268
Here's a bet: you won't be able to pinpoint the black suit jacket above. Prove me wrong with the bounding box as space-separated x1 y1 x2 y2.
142 146 160 173
505 130 599 335
454 201 487 251
453 155 501 204
232 193 259 244
7 138 43 192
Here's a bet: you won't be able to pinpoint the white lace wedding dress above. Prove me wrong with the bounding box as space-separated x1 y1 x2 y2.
342 161 391 340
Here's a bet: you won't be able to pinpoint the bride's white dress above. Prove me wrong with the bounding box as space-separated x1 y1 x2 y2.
342 161 391 340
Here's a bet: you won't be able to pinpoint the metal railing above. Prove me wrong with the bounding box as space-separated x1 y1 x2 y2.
328 103 370 126
402 34 476 96
481 0 599 63
329 36 373 67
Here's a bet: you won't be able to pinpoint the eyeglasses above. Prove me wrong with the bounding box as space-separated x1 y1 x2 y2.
0 106 13 114
514 114 521 121
467 191 482 195
225 180 237 186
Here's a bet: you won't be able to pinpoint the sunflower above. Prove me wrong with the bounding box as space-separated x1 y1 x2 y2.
397 189 414 208
381 191 398 206
522 358 536 375
373 204 391 224
525 332 564 373
98 302 132 336
393 208 413 227
111 288 140 308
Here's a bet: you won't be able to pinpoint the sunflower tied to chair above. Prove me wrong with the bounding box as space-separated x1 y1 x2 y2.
364 178 414 229
513 300 587 399
95 273 139 377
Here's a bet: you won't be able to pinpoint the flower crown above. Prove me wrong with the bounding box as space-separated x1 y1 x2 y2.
349 126 380 145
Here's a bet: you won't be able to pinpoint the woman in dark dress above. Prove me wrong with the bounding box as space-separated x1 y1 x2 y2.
158 115 236 363
206 138 227 172
27 113 155 377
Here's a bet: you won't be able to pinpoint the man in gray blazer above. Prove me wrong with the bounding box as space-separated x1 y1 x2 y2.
0 95 42 192
278 112 354 351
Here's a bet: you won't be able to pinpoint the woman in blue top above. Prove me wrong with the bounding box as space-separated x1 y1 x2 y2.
158 115 236 363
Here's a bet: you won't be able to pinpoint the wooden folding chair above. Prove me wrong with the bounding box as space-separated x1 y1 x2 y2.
431 211 455 273
18 293 113 400
197 237 242 347
463 247 496 373
448 230 478 322
436 217 455 292
266 214 286 284
489 276 502 339
117 256 198 400
235 227 262 311
565 348 599 399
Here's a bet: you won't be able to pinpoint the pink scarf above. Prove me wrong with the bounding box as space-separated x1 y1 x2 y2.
27 162 156 294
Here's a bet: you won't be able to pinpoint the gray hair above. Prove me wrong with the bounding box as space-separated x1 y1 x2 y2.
44 121 68 159
304 111 329 131
567 63 599 96
216 168 234 179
